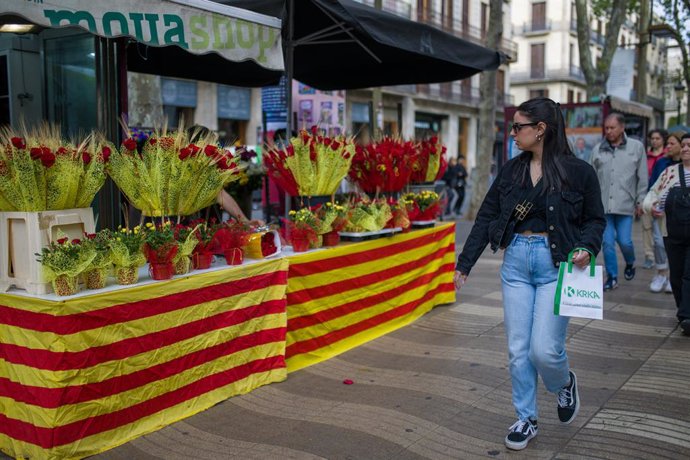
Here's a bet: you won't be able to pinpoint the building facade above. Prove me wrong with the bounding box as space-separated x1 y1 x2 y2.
509 0 668 128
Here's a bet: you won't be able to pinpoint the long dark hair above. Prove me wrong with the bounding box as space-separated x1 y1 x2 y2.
513 97 572 192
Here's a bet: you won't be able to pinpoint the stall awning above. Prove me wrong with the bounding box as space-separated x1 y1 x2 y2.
2 0 284 71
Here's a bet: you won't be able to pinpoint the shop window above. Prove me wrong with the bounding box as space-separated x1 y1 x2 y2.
0 55 9 127
44 32 97 137
218 118 247 146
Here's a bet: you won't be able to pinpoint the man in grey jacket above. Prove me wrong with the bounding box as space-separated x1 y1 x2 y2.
590 113 648 291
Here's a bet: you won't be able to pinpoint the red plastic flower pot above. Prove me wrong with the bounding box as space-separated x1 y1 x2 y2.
149 262 175 280
192 253 214 270
323 231 340 247
224 248 244 265
291 237 310 252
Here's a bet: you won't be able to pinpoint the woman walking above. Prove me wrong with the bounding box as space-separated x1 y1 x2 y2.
454 97 606 450
644 133 690 336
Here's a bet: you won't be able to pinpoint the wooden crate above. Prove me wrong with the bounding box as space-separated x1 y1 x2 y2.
0 208 95 295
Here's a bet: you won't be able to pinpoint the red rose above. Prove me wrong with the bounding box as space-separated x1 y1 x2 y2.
149 138 157 145
330 140 340 150
101 146 111 162
123 138 137 151
30 147 43 160
216 156 230 170
11 137 25 150
41 152 56 168
310 125 318 135
204 145 217 157
82 151 92 164
71 238 81 245
57 237 68 244
56 147 68 156
179 147 192 160
85 233 97 240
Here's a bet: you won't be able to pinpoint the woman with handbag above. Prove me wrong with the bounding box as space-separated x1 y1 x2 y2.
454 97 606 450
643 133 690 336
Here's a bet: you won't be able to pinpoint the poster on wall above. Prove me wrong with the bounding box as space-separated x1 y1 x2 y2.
298 100 314 126
298 83 316 94
564 106 603 163
320 101 332 124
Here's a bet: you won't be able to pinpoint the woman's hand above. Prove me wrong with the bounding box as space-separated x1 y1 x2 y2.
651 203 664 218
571 249 591 268
454 271 467 291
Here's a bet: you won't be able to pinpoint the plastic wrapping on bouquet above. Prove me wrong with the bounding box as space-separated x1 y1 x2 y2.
149 262 175 280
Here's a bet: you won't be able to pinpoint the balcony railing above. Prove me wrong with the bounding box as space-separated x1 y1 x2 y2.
511 66 587 84
522 20 552 34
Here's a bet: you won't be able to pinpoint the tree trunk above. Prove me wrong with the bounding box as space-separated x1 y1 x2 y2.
467 0 502 220
635 0 650 104
575 0 629 99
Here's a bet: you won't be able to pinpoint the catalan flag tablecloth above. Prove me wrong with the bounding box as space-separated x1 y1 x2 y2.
285 223 456 371
0 258 289 460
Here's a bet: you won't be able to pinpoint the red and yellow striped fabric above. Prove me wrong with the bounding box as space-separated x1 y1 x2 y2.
0 258 289 460
285 223 456 372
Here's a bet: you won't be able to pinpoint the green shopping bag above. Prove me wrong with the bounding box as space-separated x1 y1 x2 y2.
554 248 603 320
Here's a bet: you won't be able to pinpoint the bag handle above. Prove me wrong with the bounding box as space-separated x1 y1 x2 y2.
566 247 596 277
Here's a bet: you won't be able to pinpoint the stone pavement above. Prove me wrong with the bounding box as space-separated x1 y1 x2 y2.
68 220 690 458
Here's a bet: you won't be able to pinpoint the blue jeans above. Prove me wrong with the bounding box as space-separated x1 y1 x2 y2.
501 234 571 421
603 214 636 278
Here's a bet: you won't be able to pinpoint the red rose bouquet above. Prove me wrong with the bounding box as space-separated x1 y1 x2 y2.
264 126 355 196
348 137 416 194
409 136 448 184
106 125 242 217
0 124 108 211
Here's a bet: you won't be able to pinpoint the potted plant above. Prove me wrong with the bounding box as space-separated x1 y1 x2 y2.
110 225 146 285
315 201 348 246
172 224 199 275
342 198 392 233
286 208 321 252
143 221 179 280
191 220 216 269
402 191 441 221
81 229 113 289
36 236 96 296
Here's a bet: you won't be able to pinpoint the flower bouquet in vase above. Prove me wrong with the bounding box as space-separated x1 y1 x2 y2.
214 220 252 265
285 208 321 252
0 124 108 211
172 224 198 275
264 126 355 202
81 230 113 290
409 136 448 185
191 221 216 269
36 235 96 296
315 202 348 246
106 124 243 217
348 137 416 195
402 191 441 222
110 226 146 285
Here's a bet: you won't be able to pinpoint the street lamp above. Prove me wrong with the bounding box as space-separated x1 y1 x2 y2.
675 82 686 123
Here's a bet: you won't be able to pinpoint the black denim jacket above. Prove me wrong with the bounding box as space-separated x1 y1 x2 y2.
456 154 606 275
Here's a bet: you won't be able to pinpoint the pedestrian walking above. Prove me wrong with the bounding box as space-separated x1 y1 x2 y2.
589 113 647 291
643 133 690 336
453 155 468 216
443 157 460 218
642 129 668 271
454 97 606 450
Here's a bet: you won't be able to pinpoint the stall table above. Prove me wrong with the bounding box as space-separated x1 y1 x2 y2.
0 258 289 459
285 223 456 371
0 223 456 459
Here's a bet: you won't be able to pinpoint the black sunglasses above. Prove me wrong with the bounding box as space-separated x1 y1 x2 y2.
511 122 538 132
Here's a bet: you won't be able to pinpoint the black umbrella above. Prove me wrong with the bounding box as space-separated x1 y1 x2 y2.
222 0 503 90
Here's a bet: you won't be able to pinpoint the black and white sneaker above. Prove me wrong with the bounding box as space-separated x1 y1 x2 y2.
557 370 580 424
624 264 636 281
504 419 538 450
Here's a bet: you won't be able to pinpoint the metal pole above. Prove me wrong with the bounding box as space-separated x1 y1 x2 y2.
284 0 294 216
